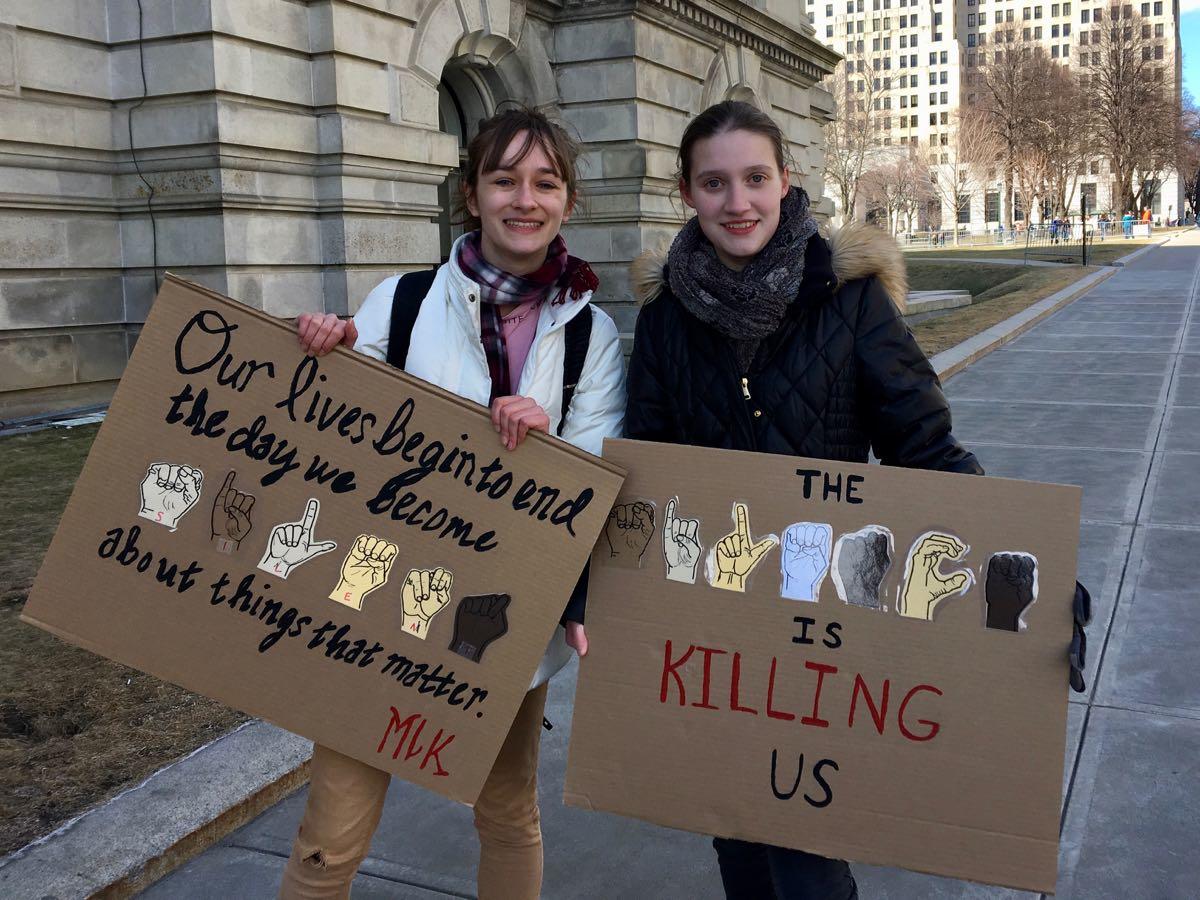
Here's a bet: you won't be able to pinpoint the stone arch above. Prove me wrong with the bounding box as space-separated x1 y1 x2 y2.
700 44 771 111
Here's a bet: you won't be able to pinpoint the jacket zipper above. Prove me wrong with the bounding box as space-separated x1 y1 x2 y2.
741 377 751 401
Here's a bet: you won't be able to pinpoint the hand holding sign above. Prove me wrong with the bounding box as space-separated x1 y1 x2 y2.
139 462 204 531
604 501 655 566
402 567 454 640
330 534 398 610
210 470 255 552
663 497 702 584
709 503 778 593
898 531 973 620
781 523 832 602
984 552 1038 632
257 499 337 579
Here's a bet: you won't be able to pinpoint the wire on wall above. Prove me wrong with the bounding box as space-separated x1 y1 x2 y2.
127 0 160 290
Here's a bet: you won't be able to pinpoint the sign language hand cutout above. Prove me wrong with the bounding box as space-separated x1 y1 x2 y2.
898 531 973 620
831 526 893 610
449 593 511 662
604 500 656 567
402 567 454 640
708 502 779 593
329 534 398 610
139 462 204 531
257 498 337 579
210 471 255 552
984 552 1038 632
781 523 833 602
662 497 702 584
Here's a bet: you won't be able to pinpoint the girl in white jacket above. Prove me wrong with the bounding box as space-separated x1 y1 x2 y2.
282 107 625 900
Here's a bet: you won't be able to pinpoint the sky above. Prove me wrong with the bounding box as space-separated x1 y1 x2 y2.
1184 3 1200 100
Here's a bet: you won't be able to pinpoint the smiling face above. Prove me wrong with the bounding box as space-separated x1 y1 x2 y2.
465 131 574 276
679 129 790 272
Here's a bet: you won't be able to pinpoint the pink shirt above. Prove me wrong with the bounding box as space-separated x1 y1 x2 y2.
499 298 543 392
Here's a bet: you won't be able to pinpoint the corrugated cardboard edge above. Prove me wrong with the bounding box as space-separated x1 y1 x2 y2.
0 720 312 900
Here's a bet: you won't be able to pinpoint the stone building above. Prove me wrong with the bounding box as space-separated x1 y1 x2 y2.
0 0 838 419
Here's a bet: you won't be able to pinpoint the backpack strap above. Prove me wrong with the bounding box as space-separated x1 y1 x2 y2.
386 268 439 369
558 306 594 437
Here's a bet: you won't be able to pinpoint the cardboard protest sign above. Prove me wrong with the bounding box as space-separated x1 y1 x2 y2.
565 439 1080 893
22 274 624 805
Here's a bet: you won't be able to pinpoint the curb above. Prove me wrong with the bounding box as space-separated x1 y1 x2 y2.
0 722 312 899
929 238 1163 379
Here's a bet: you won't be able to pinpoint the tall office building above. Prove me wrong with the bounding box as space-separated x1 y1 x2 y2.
808 0 1185 229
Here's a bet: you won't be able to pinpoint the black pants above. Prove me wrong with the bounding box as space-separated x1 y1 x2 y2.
714 837 858 900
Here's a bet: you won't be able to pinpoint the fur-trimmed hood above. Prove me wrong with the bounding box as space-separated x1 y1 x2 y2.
630 222 908 313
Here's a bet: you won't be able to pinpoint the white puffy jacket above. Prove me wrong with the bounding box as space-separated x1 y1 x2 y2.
352 234 626 688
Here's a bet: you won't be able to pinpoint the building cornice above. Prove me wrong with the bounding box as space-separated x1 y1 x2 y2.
553 0 841 83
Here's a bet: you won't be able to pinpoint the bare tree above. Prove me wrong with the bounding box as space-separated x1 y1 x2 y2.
1080 10 1178 215
925 108 1000 242
860 149 932 235
1180 93 1200 219
974 28 1058 228
1030 67 1092 215
822 58 884 224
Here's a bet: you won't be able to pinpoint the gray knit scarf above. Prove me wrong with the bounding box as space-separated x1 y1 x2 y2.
668 186 819 371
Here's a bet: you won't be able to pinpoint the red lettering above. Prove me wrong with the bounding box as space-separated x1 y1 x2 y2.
898 684 943 742
849 674 890 735
730 652 758 715
660 640 695 705
691 646 725 710
377 707 422 758
766 657 795 721
801 661 837 728
403 717 427 762
421 728 455 777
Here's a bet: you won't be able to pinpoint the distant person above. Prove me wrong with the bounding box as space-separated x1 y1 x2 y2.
1122 211 1134 238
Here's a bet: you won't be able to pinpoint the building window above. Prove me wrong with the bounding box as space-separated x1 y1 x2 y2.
985 191 1000 222
1081 8 1090 20
934 11 943 23
1064 23 1071 34
968 33 977 45
1035 5 1043 17
940 50 948 63
884 36 891 48
1140 2 1148 13
1155 23 1163 36
958 198 971 224
979 12 987 24
940 110 948 123
1052 44 1060 56
968 12 976 25
1153 0 1162 12
1080 183 1097 210
900 13 907 25
901 95 909 107
1052 24 1060 36
1052 2 1060 13
940 91 948 103
827 24 834 36
901 34 907 47
940 131 949 145
1155 44 1163 59
930 51 937 64
930 72 938 84
910 53 917 65
930 91 938 104
1034 25 1042 37
940 70 948 83
930 113 937 125
827 3 834 13
1023 6 1031 18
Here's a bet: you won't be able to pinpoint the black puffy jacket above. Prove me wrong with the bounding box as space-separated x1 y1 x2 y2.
624 224 982 474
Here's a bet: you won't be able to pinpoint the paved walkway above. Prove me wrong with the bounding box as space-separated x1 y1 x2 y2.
145 233 1200 899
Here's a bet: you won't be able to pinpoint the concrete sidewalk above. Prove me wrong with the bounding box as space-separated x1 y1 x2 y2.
143 233 1200 897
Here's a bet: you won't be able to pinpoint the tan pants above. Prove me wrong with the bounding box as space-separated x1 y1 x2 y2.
279 683 549 900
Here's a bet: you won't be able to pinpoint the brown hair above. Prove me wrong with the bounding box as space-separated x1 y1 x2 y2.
677 100 790 185
455 106 582 231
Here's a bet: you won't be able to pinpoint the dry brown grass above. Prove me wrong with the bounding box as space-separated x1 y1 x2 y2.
909 264 1093 356
0 424 246 857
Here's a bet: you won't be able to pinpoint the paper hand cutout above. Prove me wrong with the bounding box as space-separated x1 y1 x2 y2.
662 497 702 584
898 531 973 620
449 593 511 663
139 462 204 531
831 526 893 610
984 552 1038 632
210 470 254 552
329 534 398 610
604 500 655 566
709 502 779 593
781 523 833 602
402 567 454 640
257 499 337 579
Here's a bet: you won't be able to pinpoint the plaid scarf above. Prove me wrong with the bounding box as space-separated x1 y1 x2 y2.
457 230 599 401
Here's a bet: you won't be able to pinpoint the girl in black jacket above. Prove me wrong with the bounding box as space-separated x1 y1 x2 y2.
624 100 982 900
